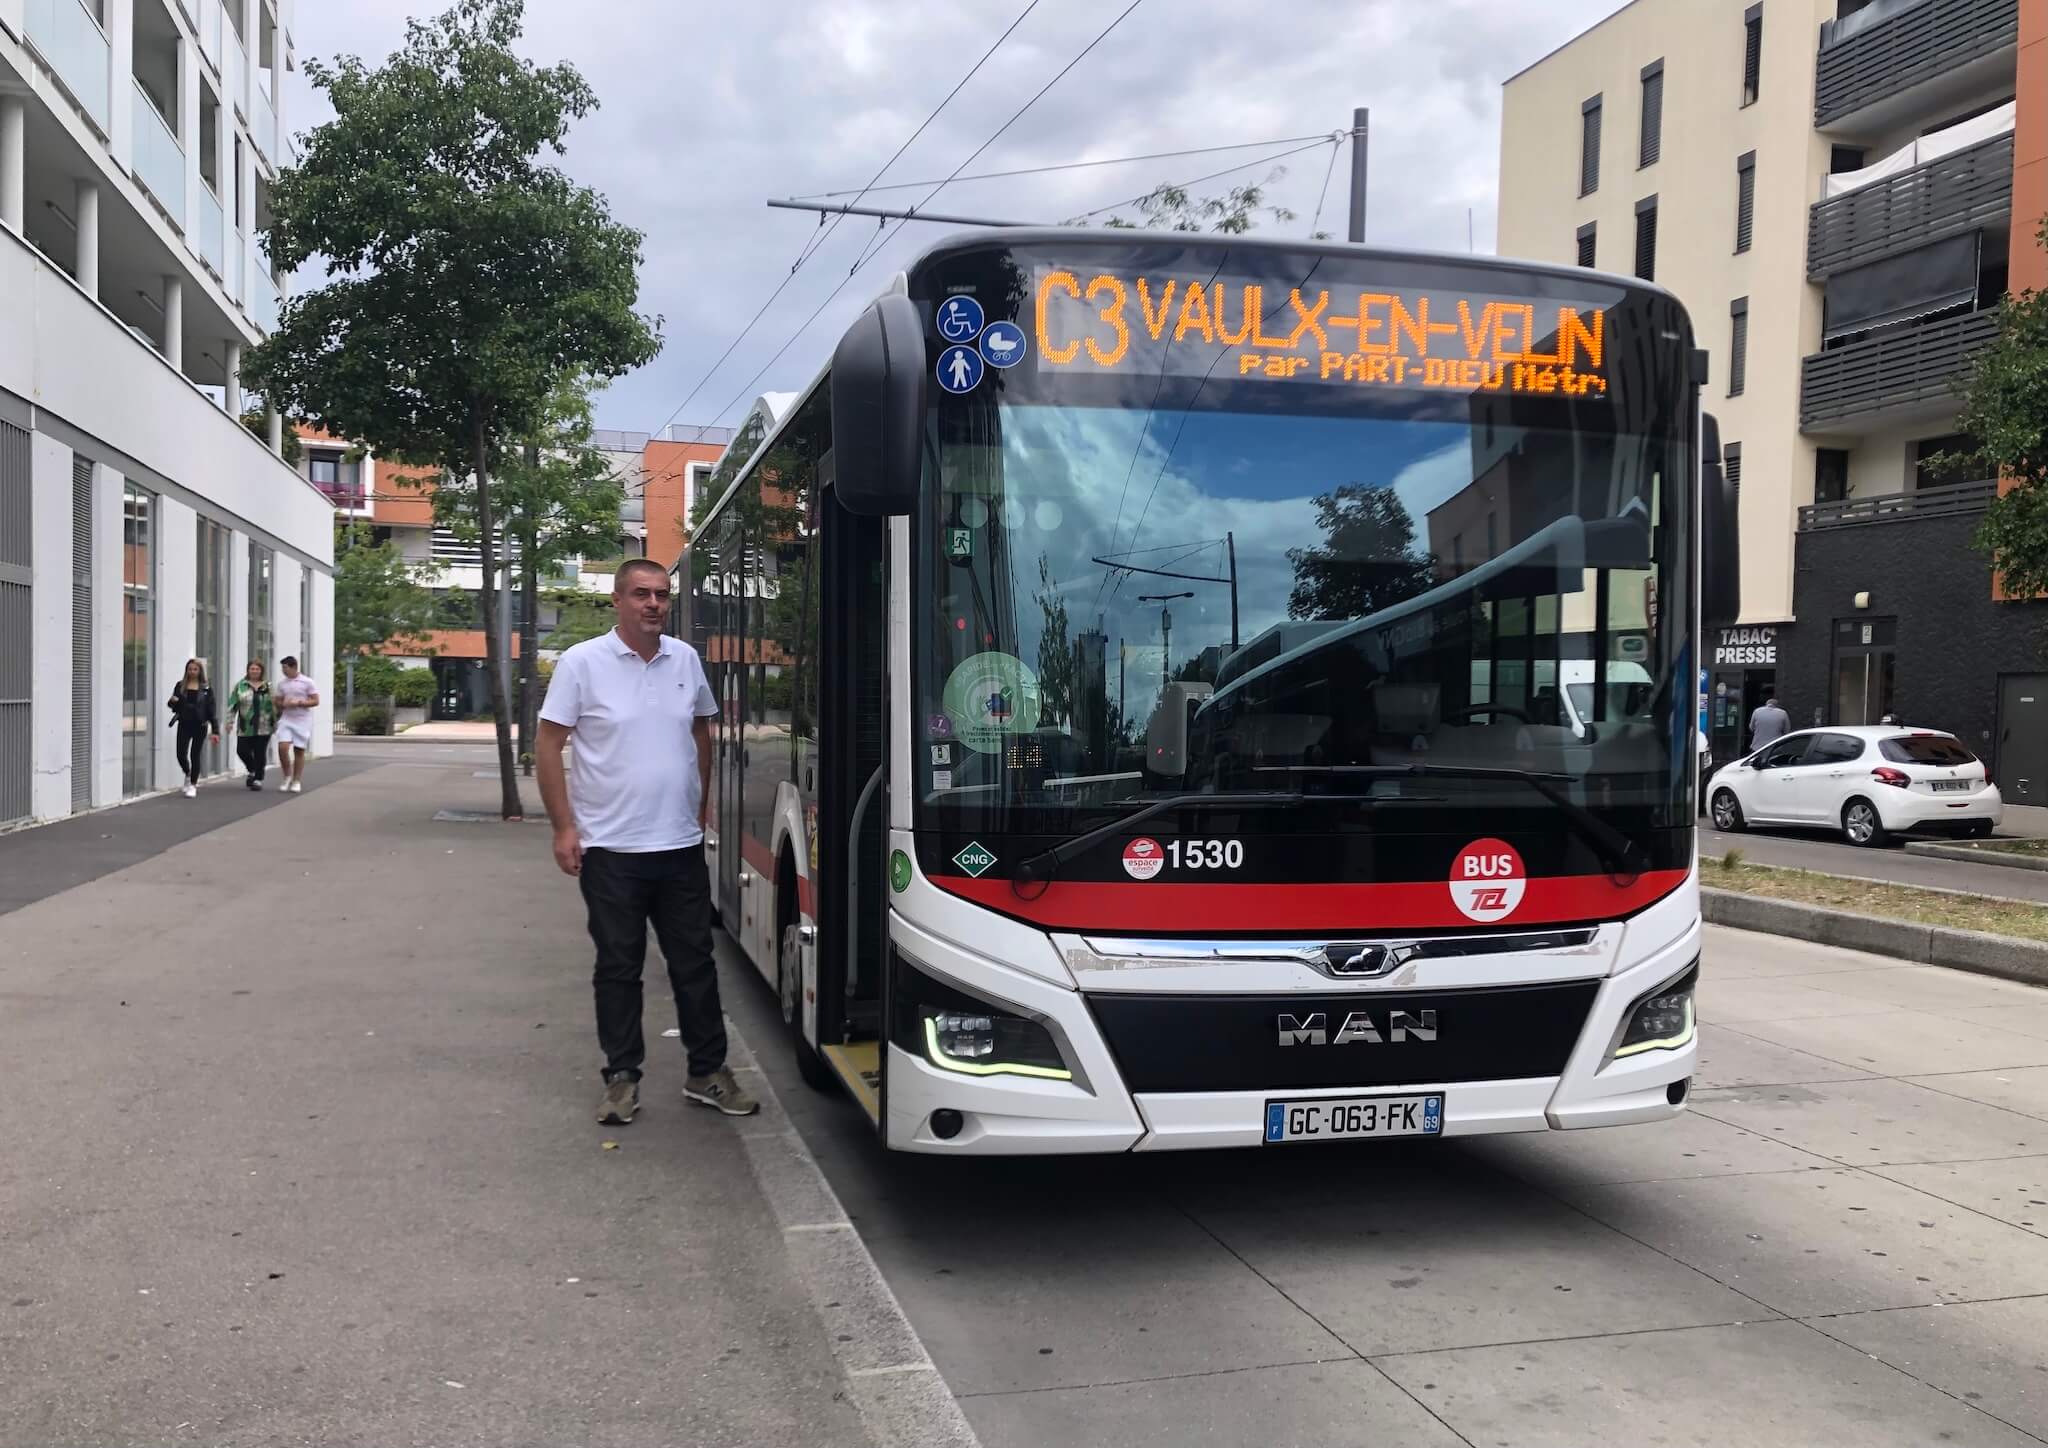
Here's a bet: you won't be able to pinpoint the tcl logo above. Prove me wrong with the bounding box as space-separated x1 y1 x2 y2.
1450 839 1526 923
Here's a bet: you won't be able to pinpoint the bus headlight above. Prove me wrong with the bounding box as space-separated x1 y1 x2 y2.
894 958 1073 1082
1609 962 1698 1062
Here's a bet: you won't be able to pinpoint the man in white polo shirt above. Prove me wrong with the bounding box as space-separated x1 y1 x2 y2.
536 558 756 1126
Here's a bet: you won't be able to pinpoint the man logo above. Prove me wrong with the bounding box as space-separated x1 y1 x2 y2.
1320 943 1392 977
1276 1010 1439 1046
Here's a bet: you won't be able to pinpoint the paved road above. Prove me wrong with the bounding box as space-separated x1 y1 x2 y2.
728 925 2048 1447
1702 824 2048 904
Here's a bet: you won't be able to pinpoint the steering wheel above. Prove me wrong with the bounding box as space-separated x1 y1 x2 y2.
1447 703 1532 725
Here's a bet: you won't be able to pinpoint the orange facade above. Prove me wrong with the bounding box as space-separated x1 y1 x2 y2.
641 439 725 569
374 457 440 527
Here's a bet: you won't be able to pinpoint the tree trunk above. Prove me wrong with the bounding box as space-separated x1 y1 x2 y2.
472 410 524 819
519 534 539 777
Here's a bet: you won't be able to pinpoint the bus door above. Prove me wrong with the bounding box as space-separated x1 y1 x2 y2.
812 488 891 1120
717 644 744 923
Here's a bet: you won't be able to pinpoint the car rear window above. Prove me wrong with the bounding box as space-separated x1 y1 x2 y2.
1880 735 1976 766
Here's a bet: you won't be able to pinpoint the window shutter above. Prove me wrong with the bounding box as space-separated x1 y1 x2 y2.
1729 298 1750 397
1576 221 1597 269
1580 95 1602 196
1724 443 1743 503
1742 5 1763 106
1735 151 1756 254
1634 195 1658 281
1639 60 1664 168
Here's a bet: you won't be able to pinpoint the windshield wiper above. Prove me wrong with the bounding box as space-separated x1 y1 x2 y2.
1295 764 1647 882
1013 791 1304 886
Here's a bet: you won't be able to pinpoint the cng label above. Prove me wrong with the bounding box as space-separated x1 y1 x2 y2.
952 841 998 879
1450 838 1525 923
1121 837 1165 880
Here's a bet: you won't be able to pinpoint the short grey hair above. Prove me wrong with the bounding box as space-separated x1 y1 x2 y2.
613 558 670 592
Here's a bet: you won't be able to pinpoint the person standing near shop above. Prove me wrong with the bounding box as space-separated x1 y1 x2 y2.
1749 695 1791 752
166 659 220 798
274 656 320 793
535 558 756 1127
224 660 278 791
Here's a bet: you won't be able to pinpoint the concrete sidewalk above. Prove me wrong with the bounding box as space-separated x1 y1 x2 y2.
0 762 908 1448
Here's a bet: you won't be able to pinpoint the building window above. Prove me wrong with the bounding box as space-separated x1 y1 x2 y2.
300 569 312 674
1815 447 1849 504
1723 442 1742 507
1742 4 1763 107
1633 195 1658 281
1580 94 1602 196
196 519 231 775
248 541 274 672
1829 145 1865 175
1639 60 1664 168
1915 433 1984 490
1729 298 1750 397
1735 151 1756 254
123 483 156 797
1576 221 1597 269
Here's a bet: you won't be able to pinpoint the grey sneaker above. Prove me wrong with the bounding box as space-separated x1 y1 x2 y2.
597 1077 639 1125
683 1067 759 1117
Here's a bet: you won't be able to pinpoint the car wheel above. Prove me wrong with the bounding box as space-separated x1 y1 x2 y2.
1842 798 1890 848
1711 789 1746 833
780 920 836 1093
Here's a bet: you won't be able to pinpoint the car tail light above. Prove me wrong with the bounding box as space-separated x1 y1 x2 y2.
1871 767 1911 788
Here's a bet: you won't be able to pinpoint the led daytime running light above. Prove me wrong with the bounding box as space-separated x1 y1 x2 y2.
922 1017 1073 1081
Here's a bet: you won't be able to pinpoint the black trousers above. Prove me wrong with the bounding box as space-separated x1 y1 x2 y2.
175 724 210 784
236 733 271 781
578 845 726 1081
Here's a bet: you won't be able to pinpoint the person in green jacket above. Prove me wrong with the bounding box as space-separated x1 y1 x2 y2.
225 660 279 791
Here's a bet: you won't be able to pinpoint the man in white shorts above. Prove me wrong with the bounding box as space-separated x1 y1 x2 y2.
274 656 320 793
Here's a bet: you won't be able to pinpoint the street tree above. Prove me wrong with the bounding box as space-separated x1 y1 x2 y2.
243 0 662 818
1286 484 1436 621
1952 214 2048 602
332 523 440 688
1094 168 1297 234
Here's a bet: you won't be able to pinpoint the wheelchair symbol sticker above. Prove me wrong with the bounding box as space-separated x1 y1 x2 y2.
936 296 984 344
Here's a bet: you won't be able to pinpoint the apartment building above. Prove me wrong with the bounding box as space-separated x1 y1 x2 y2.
1 0 331 826
324 423 731 719
1500 0 2047 804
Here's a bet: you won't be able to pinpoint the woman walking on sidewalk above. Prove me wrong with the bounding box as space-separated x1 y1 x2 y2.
166 658 219 799
224 660 278 791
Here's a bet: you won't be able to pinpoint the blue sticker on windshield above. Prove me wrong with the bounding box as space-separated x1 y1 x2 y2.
979 320 1026 368
937 345 984 395
936 295 984 344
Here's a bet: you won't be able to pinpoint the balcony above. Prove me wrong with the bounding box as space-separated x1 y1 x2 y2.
1800 309 1997 430
131 82 186 225
1799 477 1997 530
250 266 281 335
24 0 113 134
197 0 222 69
197 185 226 279
1808 131 2012 278
227 228 244 303
1815 0 2018 130
225 22 248 118
251 80 277 169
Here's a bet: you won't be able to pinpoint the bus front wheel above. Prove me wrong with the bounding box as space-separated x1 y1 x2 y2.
780 920 836 1093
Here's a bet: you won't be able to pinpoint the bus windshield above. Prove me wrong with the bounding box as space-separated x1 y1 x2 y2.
911 238 1695 845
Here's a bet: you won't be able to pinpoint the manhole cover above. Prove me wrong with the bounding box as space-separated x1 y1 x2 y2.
432 808 542 824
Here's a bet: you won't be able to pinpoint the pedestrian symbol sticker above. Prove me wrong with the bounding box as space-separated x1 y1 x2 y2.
937 295 984 343
953 841 998 878
980 320 1026 368
937 345 984 394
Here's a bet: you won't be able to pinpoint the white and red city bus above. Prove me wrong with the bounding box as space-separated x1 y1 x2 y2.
679 230 1738 1153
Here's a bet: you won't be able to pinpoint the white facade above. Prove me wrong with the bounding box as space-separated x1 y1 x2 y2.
0 0 330 828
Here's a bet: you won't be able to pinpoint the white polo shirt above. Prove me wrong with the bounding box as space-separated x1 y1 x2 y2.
540 630 719 852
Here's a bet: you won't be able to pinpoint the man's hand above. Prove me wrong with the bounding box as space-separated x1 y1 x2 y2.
552 826 583 876
210 732 220 743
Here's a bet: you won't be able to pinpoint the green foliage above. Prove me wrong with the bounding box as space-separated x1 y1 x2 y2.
242 409 305 465
334 522 439 657
1091 169 1296 234
348 653 405 699
1951 216 2048 600
392 668 438 708
1286 484 1436 620
346 704 392 736
543 591 615 650
755 671 794 712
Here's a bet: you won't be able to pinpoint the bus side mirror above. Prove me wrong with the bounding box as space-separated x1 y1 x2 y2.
831 294 926 517
1701 412 1741 623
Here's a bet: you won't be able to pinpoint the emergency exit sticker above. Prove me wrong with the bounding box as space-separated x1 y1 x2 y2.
1450 839 1526 923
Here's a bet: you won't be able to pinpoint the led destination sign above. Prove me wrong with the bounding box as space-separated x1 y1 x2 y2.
1032 267 1610 400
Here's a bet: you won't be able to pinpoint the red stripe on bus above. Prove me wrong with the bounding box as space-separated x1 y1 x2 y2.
928 870 1689 932
735 832 814 919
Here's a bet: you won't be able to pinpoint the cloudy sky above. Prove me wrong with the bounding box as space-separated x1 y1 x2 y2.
286 0 1621 436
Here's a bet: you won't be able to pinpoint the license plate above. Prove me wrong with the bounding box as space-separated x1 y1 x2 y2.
1263 1094 1443 1144
1932 781 1972 793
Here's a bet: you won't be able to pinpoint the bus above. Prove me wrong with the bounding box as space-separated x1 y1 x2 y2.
679 229 1739 1153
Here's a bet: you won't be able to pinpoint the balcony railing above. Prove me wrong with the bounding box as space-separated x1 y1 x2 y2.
1815 0 2018 127
197 0 222 69
1799 478 1998 531
1808 132 2012 278
132 82 187 225
251 267 281 335
228 228 245 303
197 184 226 278
251 79 277 168
24 0 113 133
315 482 370 512
225 23 248 118
1800 310 1997 429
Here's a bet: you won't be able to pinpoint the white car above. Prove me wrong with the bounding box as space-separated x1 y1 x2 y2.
1707 725 2002 847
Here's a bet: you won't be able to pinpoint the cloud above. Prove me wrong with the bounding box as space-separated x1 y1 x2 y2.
285 0 1622 433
